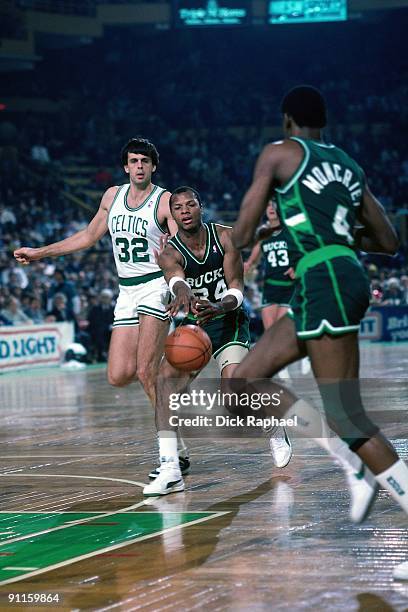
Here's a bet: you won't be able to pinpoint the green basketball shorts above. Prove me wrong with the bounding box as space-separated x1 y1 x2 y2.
288 255 370 339
262 279 294 308
179 308 251 371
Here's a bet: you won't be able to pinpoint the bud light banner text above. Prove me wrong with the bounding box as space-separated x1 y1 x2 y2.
0 323 74 373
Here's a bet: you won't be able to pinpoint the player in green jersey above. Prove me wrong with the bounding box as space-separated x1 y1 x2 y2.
230 86 408 577
245 200 294 326
144 186 292 496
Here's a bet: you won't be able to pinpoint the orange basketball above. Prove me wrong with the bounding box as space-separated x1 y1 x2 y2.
165 325 212 372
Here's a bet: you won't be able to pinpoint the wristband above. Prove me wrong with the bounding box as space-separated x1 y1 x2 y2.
222 288 243 309
169 276 190 296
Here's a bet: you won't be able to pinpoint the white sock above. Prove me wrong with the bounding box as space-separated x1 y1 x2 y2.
284 399 326 438
285 400 370 477
375 459 408 514
157 430 178 464
177 430 188 455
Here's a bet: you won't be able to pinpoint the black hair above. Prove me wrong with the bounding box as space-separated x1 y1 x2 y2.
281 85 327 128
120 137 159 167
169 186 202 208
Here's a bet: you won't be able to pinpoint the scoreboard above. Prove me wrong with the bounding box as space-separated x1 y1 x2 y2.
268 1 347 24
174 0 250 28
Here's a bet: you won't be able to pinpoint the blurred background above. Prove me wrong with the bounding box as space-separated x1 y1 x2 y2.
0 0 407 361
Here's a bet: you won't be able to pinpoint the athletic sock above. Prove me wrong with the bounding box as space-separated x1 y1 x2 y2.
177 431 189 456
283 399 326 438
284 400 368 474
375 459 408 514
157 430 178 463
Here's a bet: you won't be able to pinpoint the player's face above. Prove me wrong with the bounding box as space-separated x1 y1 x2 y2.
124 153 155 186
171 192 202 232
266 202 279 224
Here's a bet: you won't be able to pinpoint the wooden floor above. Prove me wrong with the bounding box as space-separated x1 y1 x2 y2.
0 343 407 611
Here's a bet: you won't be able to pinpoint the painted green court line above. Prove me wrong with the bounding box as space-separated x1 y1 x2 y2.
0 511 223 584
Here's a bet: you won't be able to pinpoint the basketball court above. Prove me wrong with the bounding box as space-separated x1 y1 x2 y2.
0 343 406 610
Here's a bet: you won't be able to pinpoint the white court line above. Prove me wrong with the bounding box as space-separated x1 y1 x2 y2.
0 453 325 458
3 566 38 572
0 511 218 515
0 511 228 586
0 473 146 488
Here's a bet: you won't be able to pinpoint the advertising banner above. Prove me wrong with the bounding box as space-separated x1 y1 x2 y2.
360 306 408 342
0 322 74 373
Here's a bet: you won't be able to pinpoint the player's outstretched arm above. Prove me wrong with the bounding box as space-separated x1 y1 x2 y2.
232 144 278 249
158 246 195 317
14 187 116 264
355 183 399 255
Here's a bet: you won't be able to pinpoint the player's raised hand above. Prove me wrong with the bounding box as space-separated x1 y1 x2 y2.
14 247 42 265
153 234 169 264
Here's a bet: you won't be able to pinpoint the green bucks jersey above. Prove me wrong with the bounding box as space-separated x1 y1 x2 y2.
275 137 365 265
261 226 292 283
169 223 228 303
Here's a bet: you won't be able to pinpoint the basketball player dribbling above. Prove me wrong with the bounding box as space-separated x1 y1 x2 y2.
230 86 408 579
144 186 292 495
14 138 189 473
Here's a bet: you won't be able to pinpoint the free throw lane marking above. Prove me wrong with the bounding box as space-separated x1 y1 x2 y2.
0 511 227 585
0 502 148 548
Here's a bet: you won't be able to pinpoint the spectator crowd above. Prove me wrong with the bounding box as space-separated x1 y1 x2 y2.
1 14 407 358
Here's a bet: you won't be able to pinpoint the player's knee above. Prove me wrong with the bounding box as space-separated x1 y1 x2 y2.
107 369 135 387
319 380 379 444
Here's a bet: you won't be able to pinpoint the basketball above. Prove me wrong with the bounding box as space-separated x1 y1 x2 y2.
165 325 212 372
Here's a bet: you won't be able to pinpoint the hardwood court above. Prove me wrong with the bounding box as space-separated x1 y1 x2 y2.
0 343 407 611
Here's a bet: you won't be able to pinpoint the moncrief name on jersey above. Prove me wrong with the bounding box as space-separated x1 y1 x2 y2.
110 214 148 237
302 162 362 203
185 267 224 289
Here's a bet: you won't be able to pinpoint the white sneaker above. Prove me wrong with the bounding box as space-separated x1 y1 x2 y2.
269 426 292 468
325 437 379 524
345 464 379 524
143 459 184 497
393 561 408 580
149 450 190 480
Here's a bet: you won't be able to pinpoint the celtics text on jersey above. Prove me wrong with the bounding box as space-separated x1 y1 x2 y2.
108 184 169 285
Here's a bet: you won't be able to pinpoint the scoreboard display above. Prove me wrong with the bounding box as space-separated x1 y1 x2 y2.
174 0 250 28
269 1 347 24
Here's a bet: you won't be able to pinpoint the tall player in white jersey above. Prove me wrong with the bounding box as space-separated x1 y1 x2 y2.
14 138 177 410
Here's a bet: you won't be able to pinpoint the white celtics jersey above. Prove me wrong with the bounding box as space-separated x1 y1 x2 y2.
108 183 168 284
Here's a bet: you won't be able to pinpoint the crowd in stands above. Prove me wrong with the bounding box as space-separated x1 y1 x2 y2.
1 15 407 358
